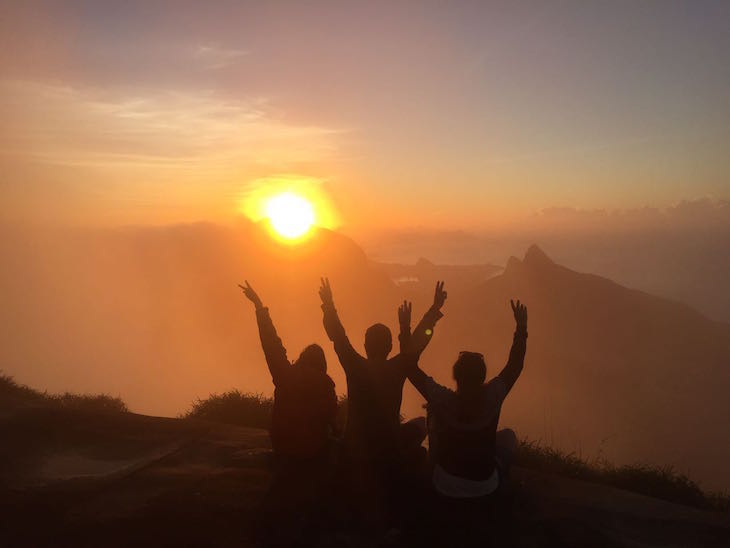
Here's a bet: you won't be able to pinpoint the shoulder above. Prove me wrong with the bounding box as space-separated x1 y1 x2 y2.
389 354 412 372
484 377 507 403
423 376 455 404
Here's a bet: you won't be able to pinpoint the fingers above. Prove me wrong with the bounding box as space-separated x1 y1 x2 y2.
319 277 333 303
434 281 446 305
319 277 330 292
510 299 528 325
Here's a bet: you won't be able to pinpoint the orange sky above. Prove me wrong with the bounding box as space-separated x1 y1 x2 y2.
1 1 729 234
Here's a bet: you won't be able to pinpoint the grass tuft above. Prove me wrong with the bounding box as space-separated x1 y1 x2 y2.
1 371 128 413
516 439 729 512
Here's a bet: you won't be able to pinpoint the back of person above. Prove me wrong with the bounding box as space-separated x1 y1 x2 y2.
272 366 337 459
239 281 338 461
407 299 528 498
428 379 504 482
318 278 447 465
340 357 407 462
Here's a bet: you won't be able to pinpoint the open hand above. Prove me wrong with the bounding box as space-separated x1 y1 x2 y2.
510 299 528 331
239 280 263 309
319 277 334 307
398 300 412 329
433 280 447 310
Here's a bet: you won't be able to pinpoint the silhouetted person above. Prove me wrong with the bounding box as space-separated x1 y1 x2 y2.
240 281 339 545
240 281 337 460
407 299 528 499
318 278 446 465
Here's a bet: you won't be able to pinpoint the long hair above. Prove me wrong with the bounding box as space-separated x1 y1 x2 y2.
294 343 327 374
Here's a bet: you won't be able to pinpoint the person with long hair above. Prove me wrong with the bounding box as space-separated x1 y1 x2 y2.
240 281 337 461
407 299 528 499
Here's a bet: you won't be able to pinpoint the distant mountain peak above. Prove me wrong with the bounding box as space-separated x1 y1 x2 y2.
523 244 554 266
416 257 435 268
505 255 522 273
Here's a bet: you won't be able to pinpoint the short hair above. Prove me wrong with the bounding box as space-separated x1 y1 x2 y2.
453 351 486 389
364 323 392 359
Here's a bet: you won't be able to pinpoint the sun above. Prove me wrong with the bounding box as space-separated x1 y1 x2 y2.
264 192 316 240
240 175 338 242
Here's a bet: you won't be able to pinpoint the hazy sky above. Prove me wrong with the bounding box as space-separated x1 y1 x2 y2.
1 0 729 232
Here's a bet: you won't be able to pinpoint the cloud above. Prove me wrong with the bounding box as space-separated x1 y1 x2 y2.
533 198 730 230
0 80 343 170
193 44 250 70
667 197 730 222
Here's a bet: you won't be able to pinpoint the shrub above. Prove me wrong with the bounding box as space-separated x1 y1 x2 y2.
1 372 46 402
51 392 128 413
0 371 127 413
184 390 274 428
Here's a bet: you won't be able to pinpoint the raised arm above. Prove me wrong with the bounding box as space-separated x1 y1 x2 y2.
239 281 290 384
405 354 453 406
319 277 364 373
496 299 528 394
398 300 413 354
407 281 447 357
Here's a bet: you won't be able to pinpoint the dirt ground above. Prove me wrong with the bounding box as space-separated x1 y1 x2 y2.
1 406 729 547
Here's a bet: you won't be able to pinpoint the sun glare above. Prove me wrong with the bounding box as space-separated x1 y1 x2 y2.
264 192 316 240
241 175 338 242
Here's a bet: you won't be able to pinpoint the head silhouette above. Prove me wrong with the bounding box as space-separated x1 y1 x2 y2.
364 323 392 360
453 351 486 393
295 344 327 374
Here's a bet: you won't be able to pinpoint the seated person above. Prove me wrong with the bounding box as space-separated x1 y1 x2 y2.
407 299 528 498
240 281 337 461
318 278 446 464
